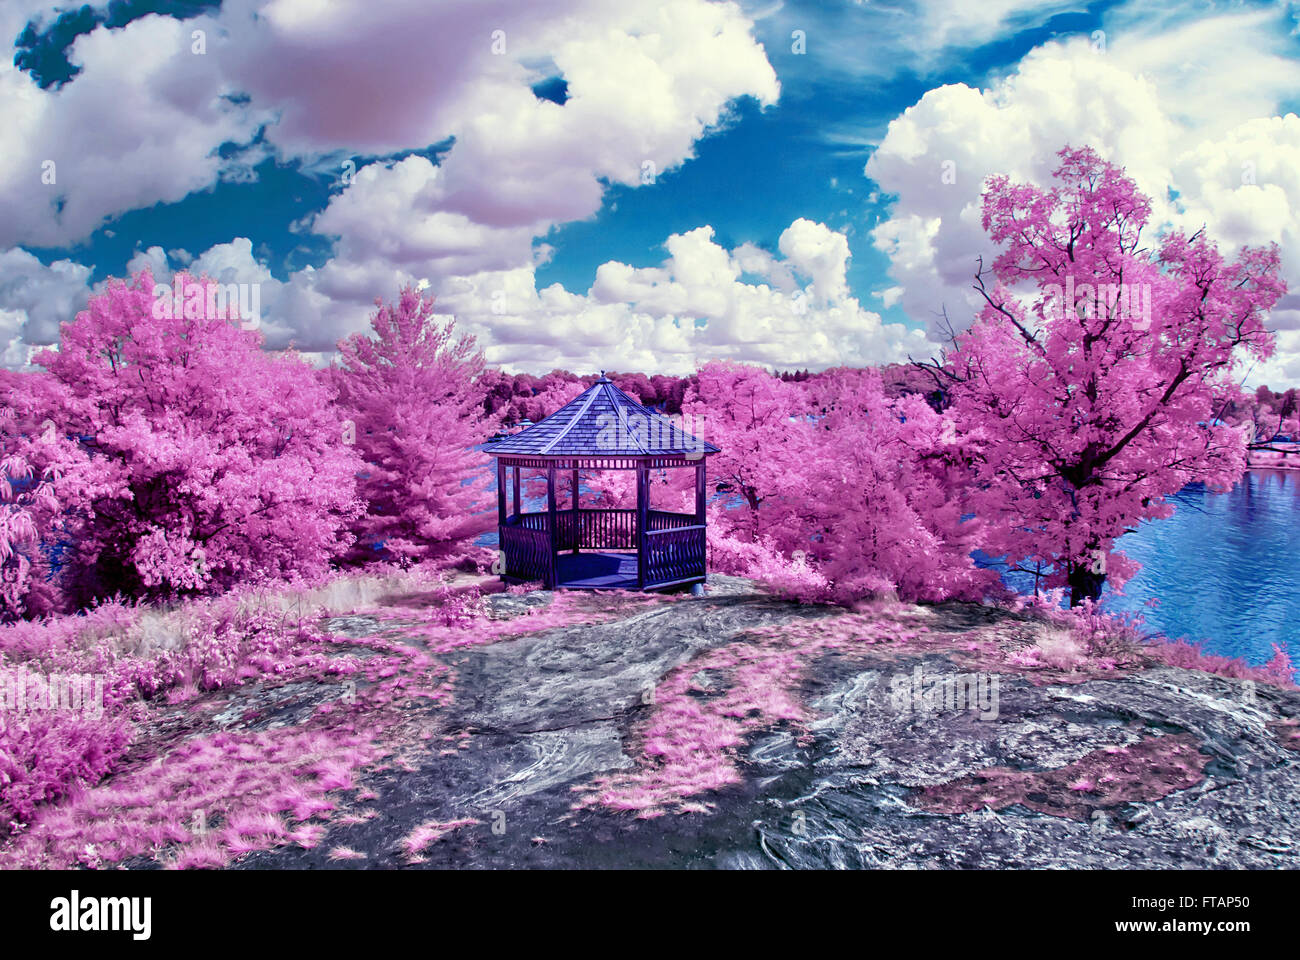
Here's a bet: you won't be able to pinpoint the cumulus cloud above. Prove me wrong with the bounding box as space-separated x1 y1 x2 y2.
433 220 927 375
864 7 1300 384
0 248 93 348
0 0 786 367
270 0 781 352
1 0 777 249
0 10 258 249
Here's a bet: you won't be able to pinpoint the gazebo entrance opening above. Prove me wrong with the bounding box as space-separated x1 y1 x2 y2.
486 376 719 591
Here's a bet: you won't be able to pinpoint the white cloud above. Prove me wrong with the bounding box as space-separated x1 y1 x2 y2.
908 0 1084 56
0 248 93 348
0 11 258 248
865 8 1300 386
0 0 786 366
433 220 927 375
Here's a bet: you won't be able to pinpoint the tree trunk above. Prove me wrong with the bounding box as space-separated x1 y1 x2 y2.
1067 564 1105 607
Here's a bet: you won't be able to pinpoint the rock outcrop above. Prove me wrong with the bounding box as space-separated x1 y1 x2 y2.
228 577 1300 869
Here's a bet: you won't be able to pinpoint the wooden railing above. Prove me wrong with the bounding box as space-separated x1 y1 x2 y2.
647 510 697 532
500 515 554 586
579 508 637 550
502 509 706 588
643 524 706 588
519 509 638 551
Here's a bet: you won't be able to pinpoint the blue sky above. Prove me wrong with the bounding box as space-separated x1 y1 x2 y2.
3 0 1300 381
16 0 1119 328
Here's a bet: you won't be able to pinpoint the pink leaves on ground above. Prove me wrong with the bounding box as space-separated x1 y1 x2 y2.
0 595 394 831
0 721 384 869
577 610 929 818
399 817 479 862
914 733 1209 820
384 586 674 656
327 846 366 861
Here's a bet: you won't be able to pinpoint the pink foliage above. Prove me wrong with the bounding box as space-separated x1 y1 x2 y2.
0 681 134 828
21 268 364 606
0 590 376 834
1148 637 1296 688
684 362 995 604
1 724 383 869
399 817 479 861
1008 592 1297 688
331 286 494 566
941 147 1285 605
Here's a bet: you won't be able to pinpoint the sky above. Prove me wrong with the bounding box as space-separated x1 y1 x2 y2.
2 0 1300 384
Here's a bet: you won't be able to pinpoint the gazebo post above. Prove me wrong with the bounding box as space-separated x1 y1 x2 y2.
546 464 557 589
496 460 506 525
571 467 580 554
511 465 520 519
496 459 507 582
694 460 706 523
636 461 648 589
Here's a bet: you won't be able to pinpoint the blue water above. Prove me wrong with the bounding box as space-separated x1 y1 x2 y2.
1102 470 1300 664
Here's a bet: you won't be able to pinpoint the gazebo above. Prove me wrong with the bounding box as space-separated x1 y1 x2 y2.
485 376 719 591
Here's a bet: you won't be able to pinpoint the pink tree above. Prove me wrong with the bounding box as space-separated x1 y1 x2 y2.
684 361 813 530
517 377 585 425
26 269 364 606
0 411 64 621
930 147 1284 605
683 362 993 604
332 286 493 566
799 368 994 602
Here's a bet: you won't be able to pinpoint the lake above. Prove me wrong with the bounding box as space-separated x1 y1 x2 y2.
1103 469 1300 665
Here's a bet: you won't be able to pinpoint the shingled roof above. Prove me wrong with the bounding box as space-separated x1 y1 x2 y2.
485 376 720 458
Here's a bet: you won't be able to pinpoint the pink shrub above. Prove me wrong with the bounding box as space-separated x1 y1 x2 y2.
0 686 134 828
1147 638 1296 689
22 268 364 608
1009 593 1297 688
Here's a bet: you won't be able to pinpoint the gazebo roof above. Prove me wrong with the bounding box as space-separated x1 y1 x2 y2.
486 376 719 458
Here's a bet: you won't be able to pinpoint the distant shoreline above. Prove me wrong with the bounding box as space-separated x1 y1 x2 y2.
1247 448 1300 471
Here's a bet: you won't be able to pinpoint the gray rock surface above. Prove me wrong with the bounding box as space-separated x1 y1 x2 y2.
226 578 1300 869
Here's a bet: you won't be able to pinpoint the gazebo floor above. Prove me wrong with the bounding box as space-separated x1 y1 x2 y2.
554 551 639 590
